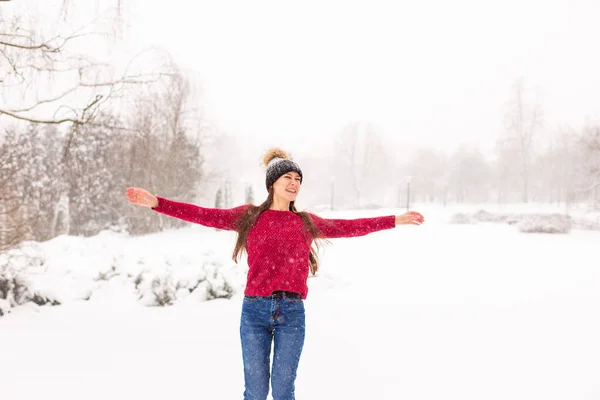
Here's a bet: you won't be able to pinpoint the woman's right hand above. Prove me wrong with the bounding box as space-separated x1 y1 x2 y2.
395 211 425 226
126 187 158 208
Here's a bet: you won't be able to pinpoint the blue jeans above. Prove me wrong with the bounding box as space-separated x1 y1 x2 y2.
240 292 306 400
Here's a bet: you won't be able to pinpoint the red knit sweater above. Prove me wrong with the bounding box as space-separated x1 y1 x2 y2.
153 197 396 299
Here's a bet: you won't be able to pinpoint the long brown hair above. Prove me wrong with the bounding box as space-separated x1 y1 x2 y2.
232 188 325 275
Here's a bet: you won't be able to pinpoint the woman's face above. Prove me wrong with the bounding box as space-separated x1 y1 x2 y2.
272 171 301 202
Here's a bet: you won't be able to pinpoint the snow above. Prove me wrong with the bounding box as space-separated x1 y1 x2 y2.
1 204 599 400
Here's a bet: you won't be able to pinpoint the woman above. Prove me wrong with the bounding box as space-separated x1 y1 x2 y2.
125 147 424 400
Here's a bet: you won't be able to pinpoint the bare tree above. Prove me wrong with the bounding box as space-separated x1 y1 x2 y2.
578 123 600 208
0 2 212 247
0 0 171 137
214 187 224 209
502 78 544 203
405 148 449 204
447 146 492 203
332 121 390 208
0 123 65 248
0 129 28 250
530 126 581 204
493 137 520 204
63 112 128 236
0 69 210 246
245 184 254 204
124 72 207 235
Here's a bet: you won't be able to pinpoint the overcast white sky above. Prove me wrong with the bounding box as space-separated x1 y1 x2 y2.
21 0 599 160
123 0 600 157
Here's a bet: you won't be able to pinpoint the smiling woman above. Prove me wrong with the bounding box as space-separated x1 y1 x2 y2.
125 146 424 400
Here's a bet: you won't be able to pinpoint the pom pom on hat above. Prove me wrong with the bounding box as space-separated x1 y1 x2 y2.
262 147 290 167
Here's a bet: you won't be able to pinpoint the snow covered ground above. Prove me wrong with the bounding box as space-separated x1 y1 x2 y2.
1 204 599 400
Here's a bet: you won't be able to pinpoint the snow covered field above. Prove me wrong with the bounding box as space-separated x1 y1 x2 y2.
1 204 599 400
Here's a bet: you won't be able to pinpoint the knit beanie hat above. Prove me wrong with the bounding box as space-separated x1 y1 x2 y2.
263 148 303 191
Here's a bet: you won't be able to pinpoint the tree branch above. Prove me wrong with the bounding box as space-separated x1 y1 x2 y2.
0 46 24 82
0 109 80 125
0 40 51 51
16 58 106 73
0 27 107 56
7 85 79 113
6 70 170 114
0 202 22 216
576 182 600 194
0 33 31 39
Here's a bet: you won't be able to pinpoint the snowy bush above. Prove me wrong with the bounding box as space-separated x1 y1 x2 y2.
0 270 29 305
0 244 63 316
0 298 10 316
450 210 527 226
0 229 244 314
506 218 520 225
472 210 524 224
95 265 120 281
196 262 236 301
136 260 236 307
450 213 475 224
517 214 572 234
472 209 497 222
150 274 178 306
572 215 600 231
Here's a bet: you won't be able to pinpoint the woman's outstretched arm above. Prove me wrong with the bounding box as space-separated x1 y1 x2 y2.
125 187 248 231
309 211 424 239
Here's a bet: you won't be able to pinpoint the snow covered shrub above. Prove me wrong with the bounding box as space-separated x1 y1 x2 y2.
572 215 600 231
0 254 61 313
0 274 30 305
133 271 144 289
95 265 120 281
517 214 572 234
135 271 176 306
0 298 11 317
150 274 177 306
473 209 496 222
0 251 35 312
30 293 61 306
135 258 237 306
503 214 524 225
471 210 523 224
450 213 474 224
0 245 63 315
196 266 236 301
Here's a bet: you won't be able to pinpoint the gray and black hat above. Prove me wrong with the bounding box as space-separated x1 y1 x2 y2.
263 148 303 191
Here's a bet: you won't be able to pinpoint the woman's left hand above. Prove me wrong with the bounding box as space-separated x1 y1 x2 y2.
395 211 425 226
